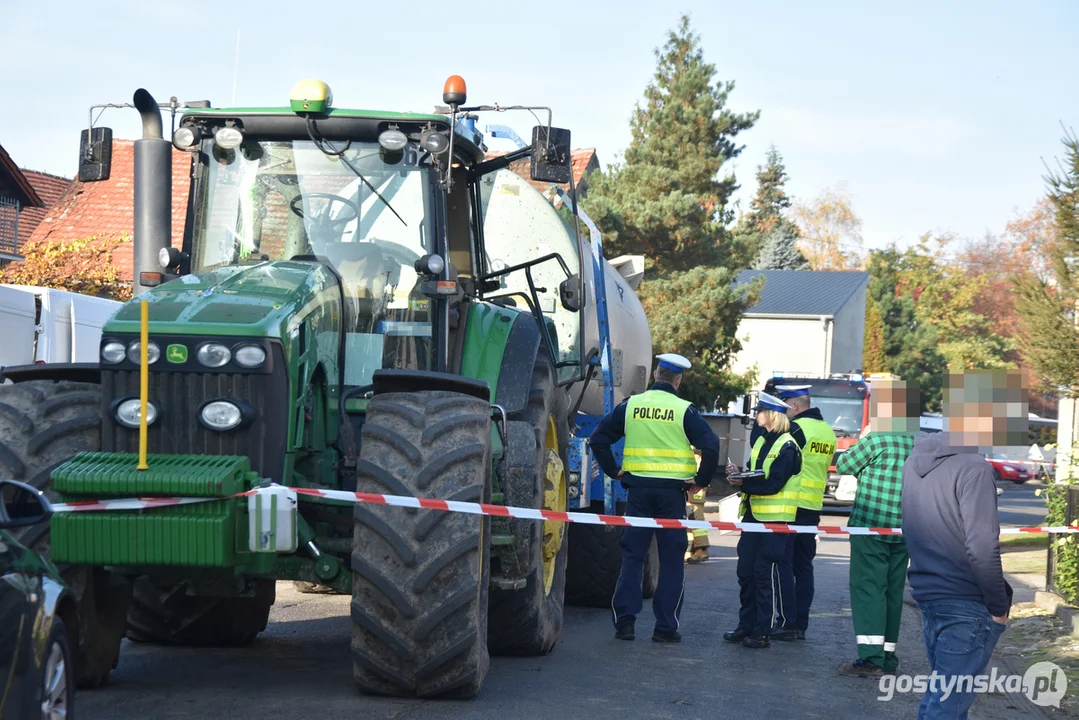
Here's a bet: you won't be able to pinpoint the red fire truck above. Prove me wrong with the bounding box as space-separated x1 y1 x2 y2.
760 371 900 506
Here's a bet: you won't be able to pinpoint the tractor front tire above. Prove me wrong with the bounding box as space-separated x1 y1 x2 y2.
125 578 275 646
351 391 492 699
487 421 569 656
565 524 659 607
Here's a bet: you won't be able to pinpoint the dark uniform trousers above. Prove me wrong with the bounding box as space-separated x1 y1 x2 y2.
612 487 688 634
736 526 797 636
790 509 820 633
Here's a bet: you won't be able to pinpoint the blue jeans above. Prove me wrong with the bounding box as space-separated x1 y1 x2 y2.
916 599 1007 719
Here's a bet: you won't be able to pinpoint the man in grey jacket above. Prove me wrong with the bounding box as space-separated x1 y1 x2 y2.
902 370 1023 719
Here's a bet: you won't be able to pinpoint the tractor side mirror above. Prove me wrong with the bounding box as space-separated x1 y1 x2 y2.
79 127 113 182
559 275 581 312
741 394 753 426
530 126 571 184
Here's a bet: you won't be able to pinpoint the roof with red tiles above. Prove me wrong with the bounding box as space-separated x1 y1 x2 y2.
488 148 600 207
27 140 191 281
17 170 73 248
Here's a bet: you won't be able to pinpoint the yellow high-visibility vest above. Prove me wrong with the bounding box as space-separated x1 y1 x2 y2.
791 416 837 512
742 433 801 522
622 390 696 479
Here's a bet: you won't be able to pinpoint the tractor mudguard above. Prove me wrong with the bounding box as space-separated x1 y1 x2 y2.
0 362 101 384
493 313 540 416
371 368 490 402
459 303 541 417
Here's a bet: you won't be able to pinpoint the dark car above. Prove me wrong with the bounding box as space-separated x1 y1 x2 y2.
0 479 75 719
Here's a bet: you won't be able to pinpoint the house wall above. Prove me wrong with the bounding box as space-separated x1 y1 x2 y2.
730 315 831 387
829 281 868 374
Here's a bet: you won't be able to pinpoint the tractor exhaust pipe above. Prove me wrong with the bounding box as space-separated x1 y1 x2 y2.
132 89 171 296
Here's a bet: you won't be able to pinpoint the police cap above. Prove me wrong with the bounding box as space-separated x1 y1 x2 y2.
656 353 692 374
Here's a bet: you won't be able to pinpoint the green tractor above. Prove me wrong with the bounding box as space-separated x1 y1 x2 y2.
0 76 608 698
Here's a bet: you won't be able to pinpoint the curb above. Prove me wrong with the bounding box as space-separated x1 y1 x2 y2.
1033 590 1079 637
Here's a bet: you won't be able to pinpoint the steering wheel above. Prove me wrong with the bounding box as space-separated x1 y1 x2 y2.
290 193 361 243
368 238 421 266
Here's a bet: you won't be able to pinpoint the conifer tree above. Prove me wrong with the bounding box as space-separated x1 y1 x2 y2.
581 14 761 408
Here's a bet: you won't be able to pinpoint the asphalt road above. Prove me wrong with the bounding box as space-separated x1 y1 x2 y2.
995 480 1048 528
76 518 1024 720
821 478 1047 529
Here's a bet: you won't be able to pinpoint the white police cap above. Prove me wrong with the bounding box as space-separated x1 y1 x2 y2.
656 353 692 373
752 391 791 413
775 384 812 399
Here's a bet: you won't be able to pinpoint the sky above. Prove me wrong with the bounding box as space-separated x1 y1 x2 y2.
2 0 1076 252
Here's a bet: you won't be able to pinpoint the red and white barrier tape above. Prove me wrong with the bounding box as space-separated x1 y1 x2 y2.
49 486 1079 537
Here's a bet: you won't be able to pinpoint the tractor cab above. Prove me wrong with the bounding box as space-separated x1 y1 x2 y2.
142 76 588 391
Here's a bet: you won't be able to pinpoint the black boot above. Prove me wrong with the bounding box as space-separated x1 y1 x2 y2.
769 627 800 642
615 622 635 641
652 630 682 643
742 635 771 649
723 627 751 643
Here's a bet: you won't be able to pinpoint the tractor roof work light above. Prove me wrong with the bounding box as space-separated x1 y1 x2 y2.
290 78 333 114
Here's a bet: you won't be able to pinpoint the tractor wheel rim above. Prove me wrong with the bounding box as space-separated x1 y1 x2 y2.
542 414 566 596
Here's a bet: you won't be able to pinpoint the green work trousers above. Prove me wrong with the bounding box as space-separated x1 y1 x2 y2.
849 535 908 672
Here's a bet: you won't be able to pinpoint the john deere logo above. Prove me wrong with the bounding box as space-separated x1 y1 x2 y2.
166 344 188 363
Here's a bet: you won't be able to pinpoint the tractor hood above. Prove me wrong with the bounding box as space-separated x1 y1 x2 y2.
103 261 340 339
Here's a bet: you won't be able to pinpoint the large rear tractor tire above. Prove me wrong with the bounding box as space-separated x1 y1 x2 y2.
125 578 275 646
565 524 659 607
487 348 571 656
351 391 492 699
0 379 133 687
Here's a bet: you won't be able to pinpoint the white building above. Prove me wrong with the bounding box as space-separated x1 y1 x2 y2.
730 269 870 387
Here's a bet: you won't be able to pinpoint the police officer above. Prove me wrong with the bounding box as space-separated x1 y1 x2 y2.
775 384 838 641
590 353 720 642
723 391 802 648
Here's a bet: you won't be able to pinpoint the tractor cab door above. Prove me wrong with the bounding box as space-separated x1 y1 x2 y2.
470 166 585 385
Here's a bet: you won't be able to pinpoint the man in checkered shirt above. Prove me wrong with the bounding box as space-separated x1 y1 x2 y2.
834 378 919 678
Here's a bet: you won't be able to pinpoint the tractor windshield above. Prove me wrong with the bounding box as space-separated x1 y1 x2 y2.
192 139 432 270
192 138 438 384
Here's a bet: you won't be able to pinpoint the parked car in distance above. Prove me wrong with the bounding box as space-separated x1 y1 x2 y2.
1 479 75 719
986 453 1031 484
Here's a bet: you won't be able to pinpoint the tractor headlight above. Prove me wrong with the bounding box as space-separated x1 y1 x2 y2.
101 341 126 364
200 400 243 431
197 343 232 368
126 341 160 365
233 344 266 368
115 398 158 428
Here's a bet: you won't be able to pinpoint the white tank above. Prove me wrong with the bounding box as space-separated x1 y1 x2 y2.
576 251 652 416
477 168 652 417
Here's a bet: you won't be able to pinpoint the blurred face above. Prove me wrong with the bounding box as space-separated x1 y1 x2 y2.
756 410 768 428
869 380 920 433
943 370 1027 451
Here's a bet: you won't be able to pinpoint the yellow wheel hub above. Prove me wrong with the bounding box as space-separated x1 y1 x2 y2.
541 415 566 596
